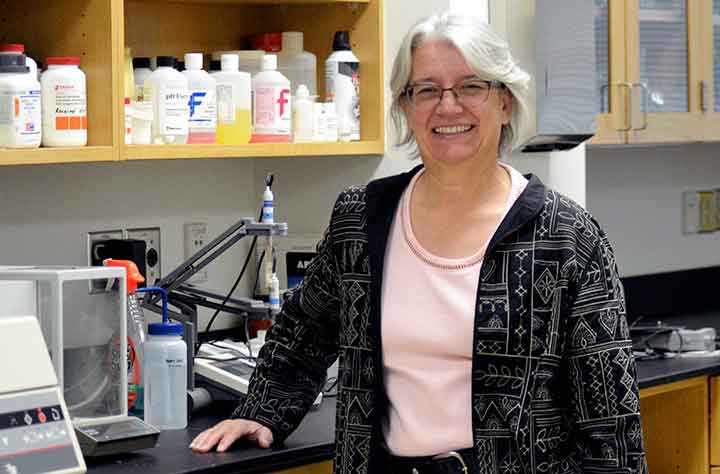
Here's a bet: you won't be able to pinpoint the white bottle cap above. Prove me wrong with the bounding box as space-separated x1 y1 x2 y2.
262 54 277 71
185 53 203 70
221 54 239 71
282 32 304 53
295 84 309 98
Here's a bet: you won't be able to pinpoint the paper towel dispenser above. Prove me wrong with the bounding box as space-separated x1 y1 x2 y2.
489 0 599 152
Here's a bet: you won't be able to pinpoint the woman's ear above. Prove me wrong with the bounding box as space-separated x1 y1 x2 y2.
500 89 513 125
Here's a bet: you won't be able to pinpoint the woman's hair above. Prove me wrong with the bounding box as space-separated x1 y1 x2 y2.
390 12 531 158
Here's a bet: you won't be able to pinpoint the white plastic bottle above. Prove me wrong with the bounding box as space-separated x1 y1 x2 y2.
325 31 360 142
183 53 217 144
292 84 313 143
141 289 188 431
324 101 339 142
214 54 252 145
251 54 292 143
0 53 41 148
0 44 38 80
312 102 327 142
269 273 280 311
144 56 189 144
132 57 153 102
278 32 317 96
41 57 87 147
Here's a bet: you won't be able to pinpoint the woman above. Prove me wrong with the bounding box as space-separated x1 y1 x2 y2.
191 12 648 474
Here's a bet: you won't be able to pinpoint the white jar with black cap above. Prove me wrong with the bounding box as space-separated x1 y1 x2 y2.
0 53 41 148
143 56 189 144
325 31 360 142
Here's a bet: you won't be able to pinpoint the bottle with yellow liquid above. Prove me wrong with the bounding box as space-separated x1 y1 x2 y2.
212 54 251 144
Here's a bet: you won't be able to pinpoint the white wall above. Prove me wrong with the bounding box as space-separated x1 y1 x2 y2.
0 0 451 329
587 143 720 277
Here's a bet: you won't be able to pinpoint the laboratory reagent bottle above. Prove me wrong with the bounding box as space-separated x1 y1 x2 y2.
144 56 189 144
132 57 153 102
183 53 217 144
325 31 360 142
292 84 314 143
0 53 41 148
41 57 88 147
0 44 39 80
214 54 252 145
278 32 317 96
139 287 188 430
251 54 292 143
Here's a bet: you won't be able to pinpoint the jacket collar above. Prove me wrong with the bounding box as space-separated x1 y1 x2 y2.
366 164 548 248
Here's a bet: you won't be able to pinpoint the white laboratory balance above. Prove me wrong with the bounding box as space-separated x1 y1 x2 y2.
0 266 159 458
0 315 86 474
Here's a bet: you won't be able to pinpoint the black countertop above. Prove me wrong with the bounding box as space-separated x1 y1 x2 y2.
87 311 720 474
86 400 336 474
636 355 720 389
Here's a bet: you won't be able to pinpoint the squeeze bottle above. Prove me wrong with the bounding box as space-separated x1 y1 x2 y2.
139 287 188 430
104 259 147 418
278 32 317 96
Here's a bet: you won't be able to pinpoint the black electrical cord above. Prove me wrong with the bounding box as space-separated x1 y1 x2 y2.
194 173 274 357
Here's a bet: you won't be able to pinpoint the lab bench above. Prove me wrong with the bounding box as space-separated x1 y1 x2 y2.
82 356 720 474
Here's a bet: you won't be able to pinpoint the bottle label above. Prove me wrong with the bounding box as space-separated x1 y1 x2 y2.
46 80 87 131
262 201 274 223
0 90 42 143
253 85 292 135
188 87 217 130
217 83 236 123
326 61 360 141
158 85 190 135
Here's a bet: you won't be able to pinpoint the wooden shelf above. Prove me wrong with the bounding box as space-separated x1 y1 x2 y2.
0 147 116 166
168 0 369 4
124 140 384 160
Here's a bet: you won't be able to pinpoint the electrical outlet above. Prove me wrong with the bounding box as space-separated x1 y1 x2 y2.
126 227 162 285
183 222 208 284
86 229 124 266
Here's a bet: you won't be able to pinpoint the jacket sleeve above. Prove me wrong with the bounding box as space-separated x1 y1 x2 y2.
563 232 648 473
232 207 342 444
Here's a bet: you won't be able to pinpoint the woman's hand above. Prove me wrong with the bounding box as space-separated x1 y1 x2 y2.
190 419 274 453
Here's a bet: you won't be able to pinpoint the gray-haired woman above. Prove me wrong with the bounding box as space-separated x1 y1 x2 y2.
191 12 647 474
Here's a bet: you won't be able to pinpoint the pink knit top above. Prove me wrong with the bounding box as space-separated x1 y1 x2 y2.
381 164 528 456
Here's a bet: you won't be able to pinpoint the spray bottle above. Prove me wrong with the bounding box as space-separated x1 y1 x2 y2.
104 259 146 418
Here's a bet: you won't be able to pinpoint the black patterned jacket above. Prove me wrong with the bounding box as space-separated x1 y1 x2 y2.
235 165 648 474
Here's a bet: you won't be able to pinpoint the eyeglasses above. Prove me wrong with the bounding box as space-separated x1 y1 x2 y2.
403 79 504 111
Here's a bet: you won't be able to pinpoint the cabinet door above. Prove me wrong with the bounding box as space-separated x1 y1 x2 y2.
625 0 704 143
701 0 720 140
590 0 631 145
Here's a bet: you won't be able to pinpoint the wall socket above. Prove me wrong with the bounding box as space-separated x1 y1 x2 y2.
126 227 162 285
183 222 208 284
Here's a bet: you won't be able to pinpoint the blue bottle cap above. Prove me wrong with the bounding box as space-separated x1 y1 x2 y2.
148 321 183 336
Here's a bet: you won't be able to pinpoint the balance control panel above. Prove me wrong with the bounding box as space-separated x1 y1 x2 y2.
0 388 84 474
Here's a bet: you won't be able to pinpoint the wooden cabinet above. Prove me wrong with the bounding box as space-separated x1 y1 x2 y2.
640 376 709 474
590 0 707 146
700 0 720 140
0 0 384 166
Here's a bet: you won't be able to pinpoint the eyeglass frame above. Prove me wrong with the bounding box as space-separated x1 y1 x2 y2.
401 78 505 111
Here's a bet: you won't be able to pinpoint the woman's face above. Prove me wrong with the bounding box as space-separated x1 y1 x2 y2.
403 39 512 166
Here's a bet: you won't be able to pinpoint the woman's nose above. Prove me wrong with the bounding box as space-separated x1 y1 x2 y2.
436 90 463 113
